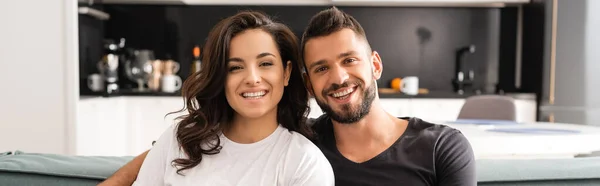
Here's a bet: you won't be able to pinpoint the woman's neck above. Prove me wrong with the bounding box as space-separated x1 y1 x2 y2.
224 109 279 144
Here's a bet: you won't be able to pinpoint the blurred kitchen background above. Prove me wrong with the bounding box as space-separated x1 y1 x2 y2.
1 0 599 156
80 1 540 97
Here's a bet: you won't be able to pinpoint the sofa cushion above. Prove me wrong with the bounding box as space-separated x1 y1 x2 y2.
477 157 600 186
2 151 600 186
0 151 133 186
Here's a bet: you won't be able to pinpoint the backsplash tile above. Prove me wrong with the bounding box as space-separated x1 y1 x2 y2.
96 5 507 92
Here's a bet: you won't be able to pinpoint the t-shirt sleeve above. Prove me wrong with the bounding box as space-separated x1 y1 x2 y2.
132 125 177 186
306 117 319 129
289 137 335 186
435 130 477 186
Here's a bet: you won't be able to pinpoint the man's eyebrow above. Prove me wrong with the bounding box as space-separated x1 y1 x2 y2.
337 51 357 59
308 60 326 71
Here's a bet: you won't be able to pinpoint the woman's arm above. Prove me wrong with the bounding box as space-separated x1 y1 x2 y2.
131 149 166 186
131 125 177 186
98 150 149 186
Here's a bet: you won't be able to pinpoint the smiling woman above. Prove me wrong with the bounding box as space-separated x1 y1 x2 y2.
131 11 334 186
225 29 292 123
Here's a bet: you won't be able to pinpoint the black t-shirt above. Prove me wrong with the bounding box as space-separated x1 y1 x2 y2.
310 115 476 186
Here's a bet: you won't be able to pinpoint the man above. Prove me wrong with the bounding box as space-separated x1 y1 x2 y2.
99 7 475 186
300 7 475 185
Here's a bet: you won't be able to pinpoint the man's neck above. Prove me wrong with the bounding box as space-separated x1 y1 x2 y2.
331 98 408 163
224 109 279 144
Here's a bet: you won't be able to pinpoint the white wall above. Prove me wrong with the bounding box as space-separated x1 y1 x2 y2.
0 0 78 154
585 0 600 125
585 0 600 108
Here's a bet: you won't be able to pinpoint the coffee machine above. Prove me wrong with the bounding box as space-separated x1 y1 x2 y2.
452 44 476 95
97 39 125 95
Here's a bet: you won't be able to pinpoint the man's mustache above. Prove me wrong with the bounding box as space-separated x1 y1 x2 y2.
322 80 363 95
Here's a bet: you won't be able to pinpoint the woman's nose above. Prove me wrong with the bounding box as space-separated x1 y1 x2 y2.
245 67 261 86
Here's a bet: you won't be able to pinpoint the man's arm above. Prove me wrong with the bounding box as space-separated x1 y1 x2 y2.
98 150 149 186
435 131 477 186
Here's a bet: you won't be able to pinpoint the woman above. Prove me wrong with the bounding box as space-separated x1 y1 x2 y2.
132 11 334 186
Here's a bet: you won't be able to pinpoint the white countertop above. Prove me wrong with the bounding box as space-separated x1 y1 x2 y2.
437 120 600 159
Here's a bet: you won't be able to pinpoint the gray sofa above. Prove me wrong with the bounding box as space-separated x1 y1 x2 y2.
0 151 132 186
1 151 600 186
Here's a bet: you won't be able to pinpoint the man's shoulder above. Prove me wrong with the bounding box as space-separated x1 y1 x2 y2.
406 117 463 139
304 115 333 145
308 114 331 135
405 117 472 156
306 115 327 129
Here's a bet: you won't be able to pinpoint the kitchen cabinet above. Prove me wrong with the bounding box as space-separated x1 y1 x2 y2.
101 0 330 5
514 99 537 123
77 97 184 156
330 0 530 7
308 99 324 119
126 97 186 155
408 98 537 123
101 0 186 4
76 97 129 156
378 99 412 117
101 0 528 6
409 99 466 122
183 0 330 5
77 96 536 156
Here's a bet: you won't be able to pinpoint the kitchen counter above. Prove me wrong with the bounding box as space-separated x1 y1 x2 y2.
378 91 536 100
80 90 536 100
80 90 181 98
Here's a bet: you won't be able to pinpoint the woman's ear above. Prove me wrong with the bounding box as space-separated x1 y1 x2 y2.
284 60 292 86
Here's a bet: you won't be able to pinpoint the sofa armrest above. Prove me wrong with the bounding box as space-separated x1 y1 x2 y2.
0 151 134 185
477 157 600 183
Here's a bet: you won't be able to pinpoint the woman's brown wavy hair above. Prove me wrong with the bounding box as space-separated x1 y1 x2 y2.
170 11 312 174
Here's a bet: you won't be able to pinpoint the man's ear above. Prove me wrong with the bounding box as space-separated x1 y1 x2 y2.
303 73 315 96
284 61 292 86
371 51 383 80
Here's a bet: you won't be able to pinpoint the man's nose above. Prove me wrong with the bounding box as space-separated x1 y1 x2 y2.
328 66 349 85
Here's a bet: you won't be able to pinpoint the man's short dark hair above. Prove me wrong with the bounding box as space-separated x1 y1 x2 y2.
300 7 372 71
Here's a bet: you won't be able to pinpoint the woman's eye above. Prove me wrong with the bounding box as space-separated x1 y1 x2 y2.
228 66 242 72
260 62 274 67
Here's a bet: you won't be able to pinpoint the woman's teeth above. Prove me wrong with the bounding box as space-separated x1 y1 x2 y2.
332 88 354 99
242 91 266 99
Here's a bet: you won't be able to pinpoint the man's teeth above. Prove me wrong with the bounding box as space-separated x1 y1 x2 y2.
332 88 354 98
242 91 266 98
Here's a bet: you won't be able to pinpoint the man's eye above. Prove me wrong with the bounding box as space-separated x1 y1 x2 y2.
315 66 327 73
345 58 357 63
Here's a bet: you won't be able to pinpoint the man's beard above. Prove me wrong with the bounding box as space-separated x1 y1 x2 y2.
314 79 376 124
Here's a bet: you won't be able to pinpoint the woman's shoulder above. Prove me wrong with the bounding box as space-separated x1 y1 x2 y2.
279 127 334 185
150 124 185 158
282 129 326 160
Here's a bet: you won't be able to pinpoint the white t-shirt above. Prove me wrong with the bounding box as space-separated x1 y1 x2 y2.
132 124 335 186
